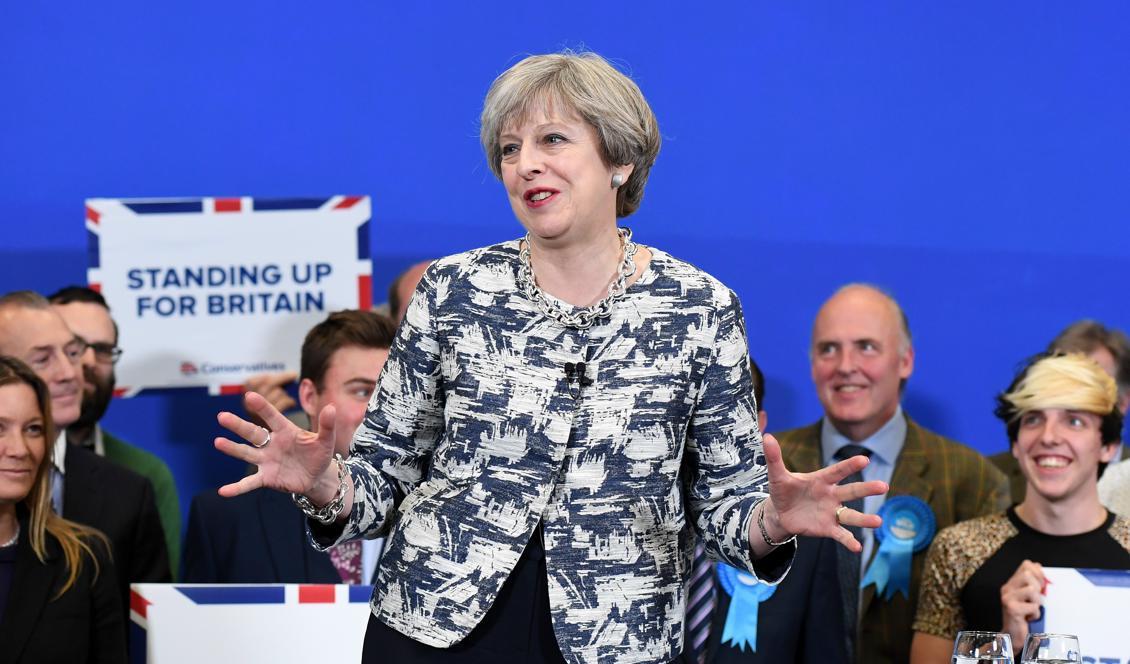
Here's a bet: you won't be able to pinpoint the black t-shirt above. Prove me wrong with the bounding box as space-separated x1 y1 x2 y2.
960 507 1130 630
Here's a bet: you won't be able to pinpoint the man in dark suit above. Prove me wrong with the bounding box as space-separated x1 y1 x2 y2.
989 320 1130 504
50 285 183 579
685 359 852 664
0 290 170 613
183 309 396 583
762 284 1008 664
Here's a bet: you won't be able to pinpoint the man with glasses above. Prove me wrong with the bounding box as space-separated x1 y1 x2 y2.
50 285 182 578
0 290 170 620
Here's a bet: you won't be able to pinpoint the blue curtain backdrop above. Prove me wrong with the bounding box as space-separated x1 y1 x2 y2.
2 2 1127 552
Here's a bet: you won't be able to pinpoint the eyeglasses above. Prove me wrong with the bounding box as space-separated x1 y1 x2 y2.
88 342 124 364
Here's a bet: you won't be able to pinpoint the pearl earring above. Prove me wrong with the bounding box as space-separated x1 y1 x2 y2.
611 173 625 188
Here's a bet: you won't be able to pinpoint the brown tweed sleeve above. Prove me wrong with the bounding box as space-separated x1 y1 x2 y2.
912 513 1015 638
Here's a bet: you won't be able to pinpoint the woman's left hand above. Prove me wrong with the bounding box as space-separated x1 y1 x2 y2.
756 433 888 552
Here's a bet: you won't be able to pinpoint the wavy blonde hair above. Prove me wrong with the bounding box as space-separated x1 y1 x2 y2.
0 356 109 598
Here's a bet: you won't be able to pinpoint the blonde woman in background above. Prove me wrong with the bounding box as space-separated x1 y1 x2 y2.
0 356 124 663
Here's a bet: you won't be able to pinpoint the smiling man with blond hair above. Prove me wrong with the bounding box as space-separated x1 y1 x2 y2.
911 352 1130 662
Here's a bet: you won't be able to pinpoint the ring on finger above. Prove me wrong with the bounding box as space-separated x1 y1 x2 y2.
251 426 272 449
835 504 848 524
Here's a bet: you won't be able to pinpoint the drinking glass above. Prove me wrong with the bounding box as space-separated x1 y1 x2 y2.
952 631 1014 664
1020 633 1080 664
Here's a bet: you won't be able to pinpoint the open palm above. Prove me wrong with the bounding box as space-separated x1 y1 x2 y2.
213 391 339 498
762 433 886 552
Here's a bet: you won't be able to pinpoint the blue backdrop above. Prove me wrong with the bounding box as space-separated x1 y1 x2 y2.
2 2 1127 554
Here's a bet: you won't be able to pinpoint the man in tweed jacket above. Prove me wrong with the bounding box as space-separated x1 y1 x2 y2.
773 284 1008 664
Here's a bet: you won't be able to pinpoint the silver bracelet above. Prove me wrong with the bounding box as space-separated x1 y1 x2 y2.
292 454 348 525
757 500 796 548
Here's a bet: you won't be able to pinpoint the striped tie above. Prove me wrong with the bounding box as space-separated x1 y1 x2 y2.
687 542 716 664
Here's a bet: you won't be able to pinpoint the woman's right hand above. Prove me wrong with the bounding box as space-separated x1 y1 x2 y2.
214 391 340 503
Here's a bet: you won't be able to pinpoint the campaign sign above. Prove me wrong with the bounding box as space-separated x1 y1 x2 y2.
86 196 372 394
1034 567 1130 662
129 583 373 663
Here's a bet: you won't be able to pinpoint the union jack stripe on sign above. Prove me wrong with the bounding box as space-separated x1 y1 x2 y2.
129 583 373 663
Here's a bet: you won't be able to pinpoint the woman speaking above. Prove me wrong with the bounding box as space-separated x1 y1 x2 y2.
215 51 884 663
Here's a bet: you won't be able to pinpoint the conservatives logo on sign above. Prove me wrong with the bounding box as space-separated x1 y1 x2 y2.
179 360 286 378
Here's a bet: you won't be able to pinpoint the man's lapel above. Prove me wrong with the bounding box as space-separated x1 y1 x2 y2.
61 445 105 525
860 416 933 618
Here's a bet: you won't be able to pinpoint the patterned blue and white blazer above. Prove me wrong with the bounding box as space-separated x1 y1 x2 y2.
311 239 792 664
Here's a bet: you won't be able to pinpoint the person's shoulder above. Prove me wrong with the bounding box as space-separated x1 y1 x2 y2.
646 247 734 302
189 487 260 520
772 421 823 446
1113 458 1130 477
66 443 151 493
101 430 175 480
39 519 114 567
1108 513 1130 552
1099 461 1130 513
933 511 1013 551
987 448 1022 479
426 240 520 276
1101 458 1130 485
770 421 824 471
190 488 298 531
987 448 1016 466
908 418 999 465
414 241 521 303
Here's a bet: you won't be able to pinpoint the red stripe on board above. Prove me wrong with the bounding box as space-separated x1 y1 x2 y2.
298 585 336 604
214 198 241 212
130 590 151 618
218 384 243 396
86 206 101 224
112 388 128 398
89 283 102 293
358 275 372 310
334 196 363 209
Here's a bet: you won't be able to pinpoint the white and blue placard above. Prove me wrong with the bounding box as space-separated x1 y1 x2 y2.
717 563 777 653
1031 567 1130 661
130 583 372 664
861 495 935 600
86 196 372 395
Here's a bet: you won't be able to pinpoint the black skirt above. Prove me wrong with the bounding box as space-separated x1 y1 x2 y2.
361 526 567 663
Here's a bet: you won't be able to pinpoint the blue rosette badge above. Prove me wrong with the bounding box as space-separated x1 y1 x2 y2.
860 495 935 601
717 563 777 652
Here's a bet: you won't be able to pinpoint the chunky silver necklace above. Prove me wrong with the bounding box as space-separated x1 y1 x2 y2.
0 524 18 548
517 227 638 330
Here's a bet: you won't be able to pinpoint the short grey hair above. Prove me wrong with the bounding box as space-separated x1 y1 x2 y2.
0 290 52 312
479 50 661 218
